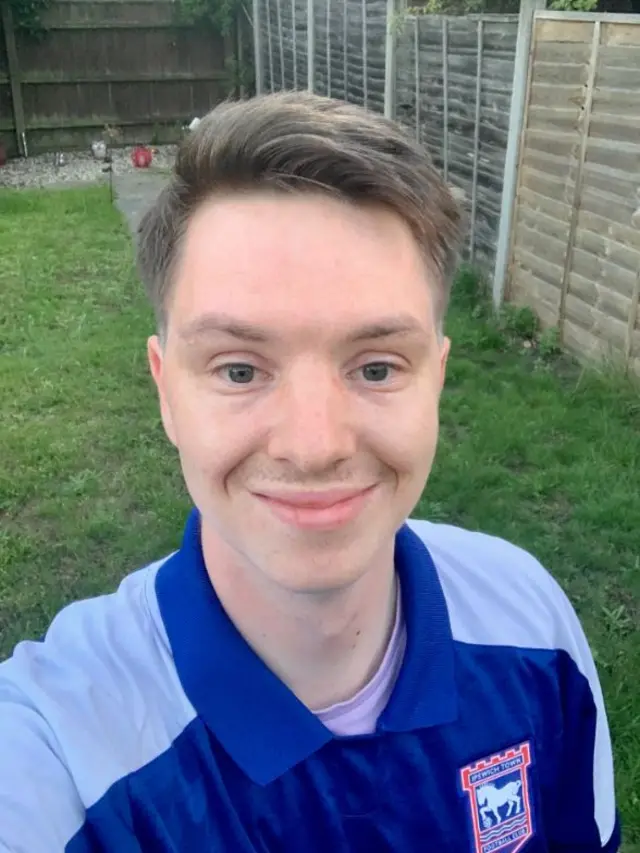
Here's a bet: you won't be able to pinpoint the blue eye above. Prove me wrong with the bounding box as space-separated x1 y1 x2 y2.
361 362 393 382
223 364 256 384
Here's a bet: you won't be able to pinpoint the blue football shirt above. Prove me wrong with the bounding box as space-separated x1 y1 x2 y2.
0 511 620 852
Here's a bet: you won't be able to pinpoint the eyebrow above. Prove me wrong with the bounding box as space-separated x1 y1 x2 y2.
177 312 425 345
179 314 270 344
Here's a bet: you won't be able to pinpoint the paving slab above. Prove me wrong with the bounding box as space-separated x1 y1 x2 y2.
113 170 170 237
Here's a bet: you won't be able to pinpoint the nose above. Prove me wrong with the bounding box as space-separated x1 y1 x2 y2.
266 361 356 473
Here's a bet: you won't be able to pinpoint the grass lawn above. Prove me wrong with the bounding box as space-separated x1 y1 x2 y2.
0 186 638 848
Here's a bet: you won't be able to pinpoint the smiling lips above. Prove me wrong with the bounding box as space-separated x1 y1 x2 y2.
253 486 376 530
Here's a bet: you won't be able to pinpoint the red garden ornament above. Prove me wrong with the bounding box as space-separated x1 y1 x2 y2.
131 145 153 169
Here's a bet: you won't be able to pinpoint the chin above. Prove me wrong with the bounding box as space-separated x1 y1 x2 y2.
262 560 370 596
253 527 394 595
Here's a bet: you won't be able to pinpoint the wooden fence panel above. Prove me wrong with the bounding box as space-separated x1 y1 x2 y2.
507 11 640 375
0 0 234 156
395 13 519 273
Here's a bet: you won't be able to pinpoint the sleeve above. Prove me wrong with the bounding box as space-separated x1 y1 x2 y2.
0 661 86 852
546 588 621 852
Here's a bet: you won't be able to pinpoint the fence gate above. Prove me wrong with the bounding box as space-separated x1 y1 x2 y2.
506 11 640 374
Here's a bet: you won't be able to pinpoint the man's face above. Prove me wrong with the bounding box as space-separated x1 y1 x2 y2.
148 192 449 594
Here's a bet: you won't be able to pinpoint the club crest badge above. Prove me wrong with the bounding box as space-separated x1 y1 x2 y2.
460 741 534 853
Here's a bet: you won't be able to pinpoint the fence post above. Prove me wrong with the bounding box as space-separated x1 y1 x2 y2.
291 0 298 88
1 1 27 157
265 0 275 91
343 0 348 100
627 268 640 372
469 18 484 263
327 0 332 96
441 18 449 184
384 0 397 119
361 0 368 108
236 8 245 98
556 20 599 343
276 0 285 88
252 0 265 94
492 0 546 310
414 15 420 142
307 0 315 91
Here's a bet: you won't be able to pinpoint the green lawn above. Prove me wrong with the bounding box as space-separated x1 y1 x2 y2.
0 186 638 848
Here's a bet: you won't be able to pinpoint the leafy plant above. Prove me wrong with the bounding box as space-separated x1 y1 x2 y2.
408 0 485 15
8 0 53 36
173 0 242 35
449 266 563 360
103 124 123 146
500 304 539 341
548 0 598 10
538 327 562 360
451 264 491 314
225 51 255 94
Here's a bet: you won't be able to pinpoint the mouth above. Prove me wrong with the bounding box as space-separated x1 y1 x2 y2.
252 486 378 531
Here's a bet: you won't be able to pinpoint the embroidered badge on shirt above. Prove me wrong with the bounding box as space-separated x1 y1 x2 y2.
460 741 534 853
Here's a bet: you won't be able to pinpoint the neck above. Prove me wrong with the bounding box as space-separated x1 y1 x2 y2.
201 528 398 711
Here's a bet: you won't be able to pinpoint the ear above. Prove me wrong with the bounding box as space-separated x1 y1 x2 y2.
147 335 178 447
438 336 451 394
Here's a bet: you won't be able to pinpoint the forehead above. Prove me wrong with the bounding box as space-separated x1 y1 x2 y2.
171 192 435 334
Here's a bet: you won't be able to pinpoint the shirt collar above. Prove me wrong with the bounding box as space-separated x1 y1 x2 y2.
155 509 457 785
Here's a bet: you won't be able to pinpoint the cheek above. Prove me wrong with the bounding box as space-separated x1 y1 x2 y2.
362 391 440 475
167 382 263 470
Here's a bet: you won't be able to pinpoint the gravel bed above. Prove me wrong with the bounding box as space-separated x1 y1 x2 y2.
0 144 178 190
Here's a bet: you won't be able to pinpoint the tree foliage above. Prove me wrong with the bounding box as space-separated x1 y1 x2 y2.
7 0 53 37
6 0 243 37
547 0 598 10
172 0 243 35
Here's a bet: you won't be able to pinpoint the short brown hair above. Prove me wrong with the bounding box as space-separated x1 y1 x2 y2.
137 91 463 338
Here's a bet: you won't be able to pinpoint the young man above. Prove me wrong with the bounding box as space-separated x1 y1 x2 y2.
0 92 619 852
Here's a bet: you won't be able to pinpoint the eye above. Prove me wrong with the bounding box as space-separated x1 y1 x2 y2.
360 362 396 383
219 363 257 384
